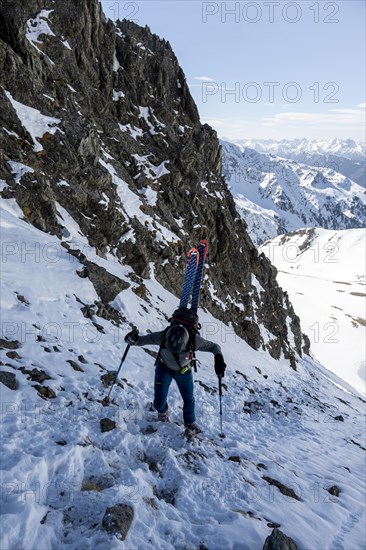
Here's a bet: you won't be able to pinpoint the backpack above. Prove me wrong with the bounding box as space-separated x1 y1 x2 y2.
157 307 201 371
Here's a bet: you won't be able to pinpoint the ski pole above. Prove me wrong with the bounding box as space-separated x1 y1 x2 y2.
103 344 130 405
218 375 225 438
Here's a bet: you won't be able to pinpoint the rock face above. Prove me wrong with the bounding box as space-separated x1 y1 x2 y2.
0 0 310 366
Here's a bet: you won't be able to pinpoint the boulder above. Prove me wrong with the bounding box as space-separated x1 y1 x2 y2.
263 528 299 550
0 371 17 390
102 503 133 540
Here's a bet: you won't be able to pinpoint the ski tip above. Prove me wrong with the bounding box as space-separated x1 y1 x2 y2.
187 247 199 266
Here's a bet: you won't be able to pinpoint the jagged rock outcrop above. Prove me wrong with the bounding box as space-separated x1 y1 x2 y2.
262 528 299 550
0 0 310 365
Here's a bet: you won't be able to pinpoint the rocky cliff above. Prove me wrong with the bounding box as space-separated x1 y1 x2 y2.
0 0 310 366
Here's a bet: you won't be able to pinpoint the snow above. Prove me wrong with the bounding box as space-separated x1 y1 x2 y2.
99 160 177 245
139 187 158 207
60 38 72 50
260 228 366 395
5 90 61 152
1 198 365 549
132 154 170 182
138 106 166 136
118 123 143 140
7 161 35 184
113 90 125 102
3 127 20 138
113 51 122 71
56 179 70 187
26 10 55 49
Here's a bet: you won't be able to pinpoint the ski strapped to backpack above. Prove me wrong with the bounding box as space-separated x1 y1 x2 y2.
156 240 208 373
179 247 199 309
191 240 208 313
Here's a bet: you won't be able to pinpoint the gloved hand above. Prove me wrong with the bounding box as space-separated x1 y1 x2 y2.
214 354 226 378
125 328 139 345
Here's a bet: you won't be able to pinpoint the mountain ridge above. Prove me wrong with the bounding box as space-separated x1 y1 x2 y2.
0 0 310 366
221 140 366 246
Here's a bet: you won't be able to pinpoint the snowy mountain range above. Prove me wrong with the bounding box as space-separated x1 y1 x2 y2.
221 140 366 246
226 138 366 188
259 228 366 395
229 138 366 163
0 2 365 549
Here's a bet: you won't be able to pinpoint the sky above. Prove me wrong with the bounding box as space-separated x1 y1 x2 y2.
100 1 366 142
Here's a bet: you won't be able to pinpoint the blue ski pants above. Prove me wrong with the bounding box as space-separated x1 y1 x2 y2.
154 361 195 424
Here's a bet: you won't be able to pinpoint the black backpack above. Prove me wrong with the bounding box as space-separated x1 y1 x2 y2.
157 307 201 371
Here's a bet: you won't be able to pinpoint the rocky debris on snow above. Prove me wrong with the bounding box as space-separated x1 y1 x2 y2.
262 528 299 550
234 509 262 522
0 339 19 350
33 384 57 399
196 380 216 394
67 359 84 372
16 293 30 305
6 351 21 360
101 372 117 387
235 370 249 382
153 484 178 506
100 418 116 432
67 247 130 305
144 497 158 510
0 371 17 390
19 367 52 383
81 474 115 492
179 450 206 474
262 477 301 501
101 503 134 541
327 485 340 497
265 520 281 529
140 424 158 435
142 453 160 474
243 400 263 414
228 456 241 463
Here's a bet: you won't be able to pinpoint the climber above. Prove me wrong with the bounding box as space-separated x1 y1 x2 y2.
124 322 226 434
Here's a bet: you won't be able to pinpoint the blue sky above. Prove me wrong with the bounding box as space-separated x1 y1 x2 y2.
101 1 365 141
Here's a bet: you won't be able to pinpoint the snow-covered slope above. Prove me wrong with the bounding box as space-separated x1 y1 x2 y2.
221 140 366 246
1 187 366 550
227 138 366 188
260 228 366 395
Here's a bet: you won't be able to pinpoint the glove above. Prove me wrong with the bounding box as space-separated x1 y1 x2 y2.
125 328 139 345
214 354 226 378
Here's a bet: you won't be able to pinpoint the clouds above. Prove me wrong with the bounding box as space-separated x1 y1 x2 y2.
202 103 366 140
193 76 216 82
262 104 366 129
